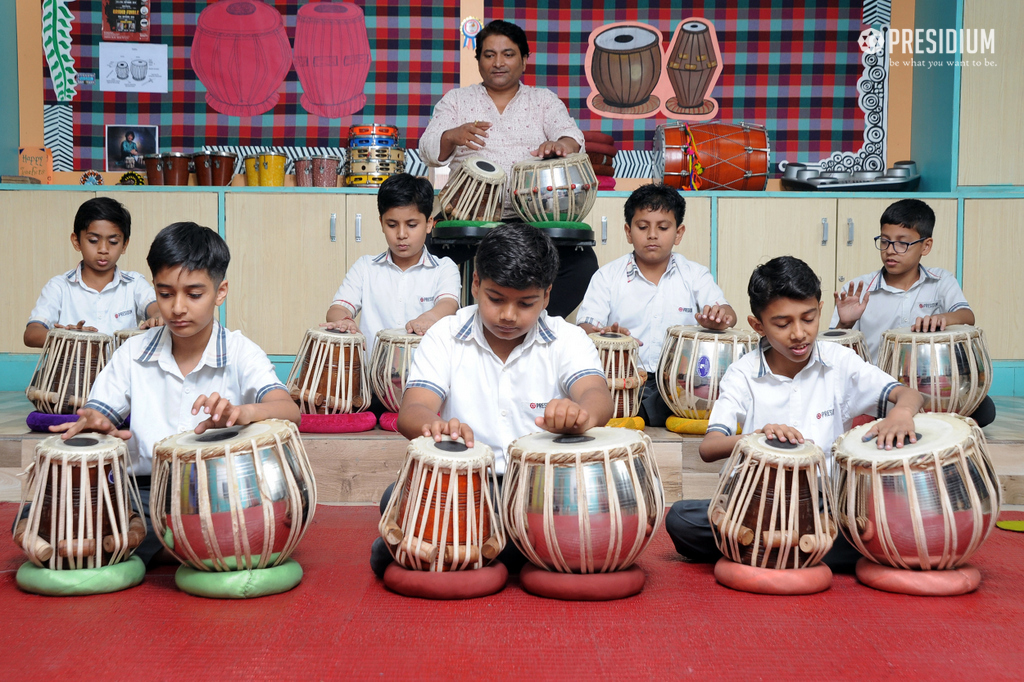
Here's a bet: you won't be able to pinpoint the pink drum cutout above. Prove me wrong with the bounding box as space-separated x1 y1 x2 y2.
293 2 372 119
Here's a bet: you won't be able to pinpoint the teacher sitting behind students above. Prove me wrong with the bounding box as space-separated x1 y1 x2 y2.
419 19 597 318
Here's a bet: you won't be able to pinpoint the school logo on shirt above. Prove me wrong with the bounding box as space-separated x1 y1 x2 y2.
678 307 693 313
697 356 711 378
113 309 133 319
529 402 549 410
918 301 941 310
419 295 436 303
816 408 836 420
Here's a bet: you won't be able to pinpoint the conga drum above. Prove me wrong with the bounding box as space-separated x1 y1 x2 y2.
817 329 871 363
259 152 286 186
294 156 313 187
26 329 113 414
369 329 421 414
285 328 370 414
294 2 371 119
877 325 992 416
243 154 260 186
503 428 664 573
209 151 237 186
379 436 504 572
588 24 662 115
310 155 342 187
113 327 146 350
192 151 213 186
656 326 759 419
438 157 506 222
143 154 163 185
589 332 646 419
665 20 720 115
653 122 770 191
832 413 1000 594
161 152 191 186
510 153 598 223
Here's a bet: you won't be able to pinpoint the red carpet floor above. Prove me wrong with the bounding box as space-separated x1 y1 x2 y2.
2 503 1023 680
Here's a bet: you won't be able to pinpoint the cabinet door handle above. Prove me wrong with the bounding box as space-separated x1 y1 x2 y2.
821 218 829 246
355 213 362 242
330 213 337 242
847 218 854 246
601 216 608 244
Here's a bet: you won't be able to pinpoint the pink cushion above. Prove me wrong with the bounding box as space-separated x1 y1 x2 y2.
856 558 981 596
597 176 617 191
714 557 833 595
519 563 646 601
383 562 508 599
299 412 377 434
378 412 399 432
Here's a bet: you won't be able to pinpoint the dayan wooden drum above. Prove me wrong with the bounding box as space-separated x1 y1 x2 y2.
817 329 871 363
877 325 992 416
710 434 836 569
653 122 770 191
656 326 759 420
503 428 664 573
589 332 646 419
113 327 146 350
832 413 1000 570
510 153 599 223
27 329 113 414
438 156 506 222
151 420 316 571
589 24 662 114
14 434 144 570
665 20 719 115
379 437 504 572
286 328 370 414
369 329 422 413
293 2 371 119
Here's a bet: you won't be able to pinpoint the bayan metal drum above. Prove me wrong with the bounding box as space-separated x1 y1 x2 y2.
588 24 662 115
657 326 759 419
510 153 598 223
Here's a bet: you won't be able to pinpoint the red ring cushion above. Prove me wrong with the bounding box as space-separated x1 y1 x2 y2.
519 563 645 600
714 558 832 595
584 141 617 157
299 412 377 433
587 152 615 167
592 164 615 176
597 176 617 191
851 414 874 428
583 131 615 145
383 562 508 599
378 412 399 432
855 558 981 596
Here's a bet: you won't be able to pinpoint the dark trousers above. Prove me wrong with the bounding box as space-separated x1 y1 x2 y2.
637 374 674 428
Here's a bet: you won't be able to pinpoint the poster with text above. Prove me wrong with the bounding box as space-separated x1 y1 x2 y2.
99 42 168 93
102 0 150 42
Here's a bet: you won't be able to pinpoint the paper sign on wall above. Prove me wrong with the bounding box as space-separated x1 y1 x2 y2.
19 148 54 184
99 42 167 93
102 0 151 42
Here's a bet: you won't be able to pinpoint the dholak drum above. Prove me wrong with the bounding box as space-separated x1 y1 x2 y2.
286 328 370 414
588 24 661 115
113 327 147 350
589 332 646 419
369 329 421 413
656 326 758 419
817 329 871 363
653 122 770 191
380 436 504 572
665 20 720 115
503 428 664 573
438 156 506 222
510 153 599 223
26 329 113 414
877 325 992 416
832 413 1000 594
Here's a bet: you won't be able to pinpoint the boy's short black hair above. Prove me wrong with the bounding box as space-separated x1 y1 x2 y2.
880 199 935 239
74 197 131 240
147 222 230 283
377 173 434 218
475 222 559 290
748 256 821 319
623 183 686 226
475 20 530 60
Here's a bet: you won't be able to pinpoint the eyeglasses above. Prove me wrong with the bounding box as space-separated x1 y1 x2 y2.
874 236 926 254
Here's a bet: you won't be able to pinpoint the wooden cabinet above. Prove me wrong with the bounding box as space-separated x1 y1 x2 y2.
344 192 386 269
963 200 1024 358
585 195 712 268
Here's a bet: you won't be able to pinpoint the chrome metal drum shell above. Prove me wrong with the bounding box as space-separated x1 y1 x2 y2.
656 326 758 419
510 153 598 223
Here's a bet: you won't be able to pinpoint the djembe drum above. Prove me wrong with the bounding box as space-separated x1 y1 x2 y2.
877 325 992 416
438 157 506 222
665 20 720 115
817 328 871 363
510 154 599 223
113 327 147 350
369 329 421 414
709 434 836 594
657 326 759 420
588 24 662 114
589 332 646 420
26 329 113 414
286 328 370 414
832 413 1000 595
151 420 316 597
13 434 145 594
653 122 770 191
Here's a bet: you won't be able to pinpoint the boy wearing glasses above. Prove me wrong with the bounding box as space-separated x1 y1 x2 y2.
829 198 995 425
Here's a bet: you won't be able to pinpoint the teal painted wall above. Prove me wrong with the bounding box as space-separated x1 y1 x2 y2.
0 0 21 175
911 0 961 192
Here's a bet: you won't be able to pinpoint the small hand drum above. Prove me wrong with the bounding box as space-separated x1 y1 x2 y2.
286 327 370 414
380 436 505 572
510 153 598 223
113 327 147 351
26 329 114 414
438 156 506 222
589 332 646 419
656 326 759 419
817 329 871 363
369 329 422 413
877 325 992 416
503 428 664 573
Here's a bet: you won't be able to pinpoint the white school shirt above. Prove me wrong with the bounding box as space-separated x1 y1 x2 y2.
83 321 287 475
406 306 606 474
828 266 971 362
331 249 460 355
28 264 156 335
707 338 902 459
576 253 730 372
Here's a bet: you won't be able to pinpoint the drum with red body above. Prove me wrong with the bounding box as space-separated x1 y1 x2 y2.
294 2 372 119
653 122 770 191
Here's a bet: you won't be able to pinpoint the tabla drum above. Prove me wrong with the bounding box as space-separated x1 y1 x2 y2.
259 152 287 186
161 152 191 186
589 332 646 419
349 123 399 141
143 154 164 185
438 156 506 222
379 436 504 572
116 61 129 79
293 156 313 187
14 434 144 570
503 428 664 573
817 329 871 363
130 59 148 81
349 146 406 163
510 153 598 223
832 413 1000 570
369 329 422 413
710 434 836 569
877 325 992 416
656 326 759 419
151 420 316 571
310 155 342 188
653 122 770 191
26 329 114 414
285 328 370 414
665 20 720 115
588 24 662 115
243 154 260 186
113 327 146 350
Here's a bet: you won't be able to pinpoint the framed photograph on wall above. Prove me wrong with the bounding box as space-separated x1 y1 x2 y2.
105 124 158 171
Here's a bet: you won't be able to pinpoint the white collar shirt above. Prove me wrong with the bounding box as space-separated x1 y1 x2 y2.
405 306 606 474
28 263 156 334
83 321 287 474
576 253 729 372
